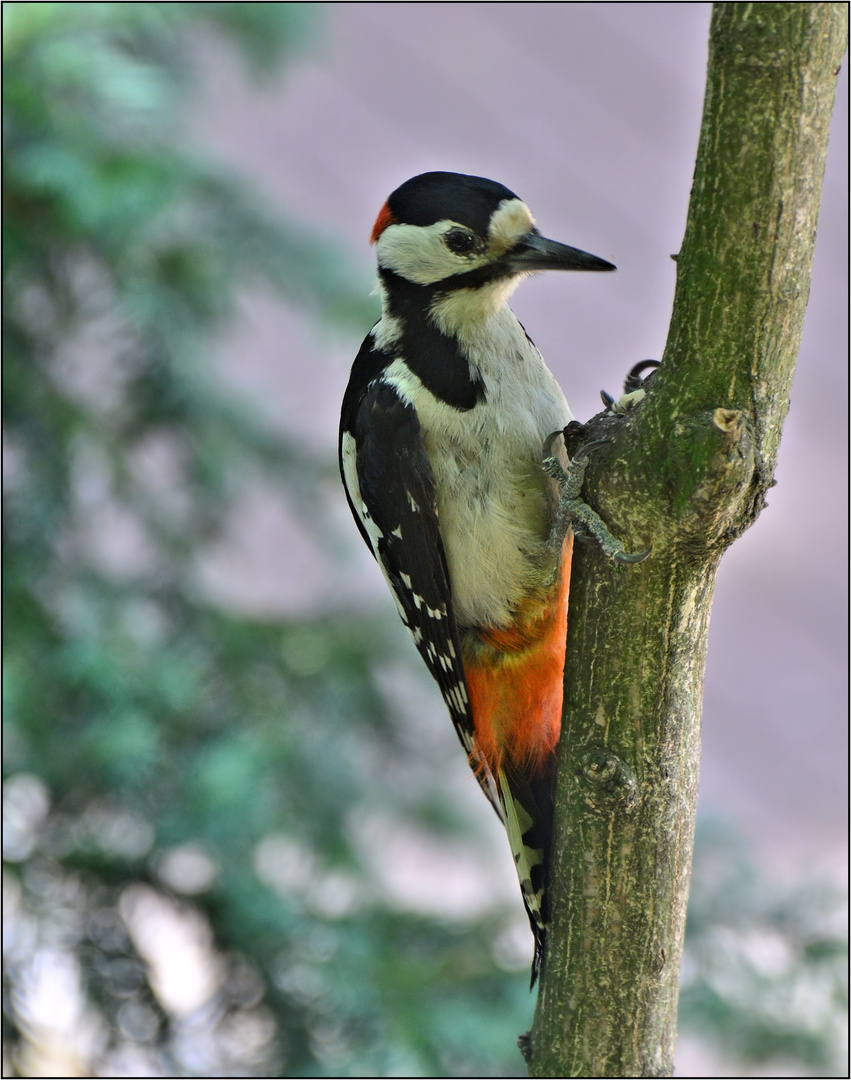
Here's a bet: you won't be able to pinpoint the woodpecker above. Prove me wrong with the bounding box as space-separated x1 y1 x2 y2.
339 171 643 983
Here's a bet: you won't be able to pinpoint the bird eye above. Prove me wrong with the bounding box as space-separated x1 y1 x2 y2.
445 229 479 256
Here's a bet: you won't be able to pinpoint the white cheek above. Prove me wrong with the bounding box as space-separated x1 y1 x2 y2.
377 221 481 285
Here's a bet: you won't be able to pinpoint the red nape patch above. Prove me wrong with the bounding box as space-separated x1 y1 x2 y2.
370 201 397 244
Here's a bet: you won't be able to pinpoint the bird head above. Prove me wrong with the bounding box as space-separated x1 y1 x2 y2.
371 171 615 294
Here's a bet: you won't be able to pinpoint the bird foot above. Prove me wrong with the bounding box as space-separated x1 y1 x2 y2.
600 359 660 414
542 433 651 564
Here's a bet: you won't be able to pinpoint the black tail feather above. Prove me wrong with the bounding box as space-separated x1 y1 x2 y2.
501 751 558 988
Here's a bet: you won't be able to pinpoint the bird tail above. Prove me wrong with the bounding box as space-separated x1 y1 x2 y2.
498 753 557 986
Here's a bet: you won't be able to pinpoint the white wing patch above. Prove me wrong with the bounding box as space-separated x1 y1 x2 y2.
341 431 383 557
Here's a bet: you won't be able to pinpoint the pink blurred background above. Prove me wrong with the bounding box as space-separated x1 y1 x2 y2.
191 4 848 876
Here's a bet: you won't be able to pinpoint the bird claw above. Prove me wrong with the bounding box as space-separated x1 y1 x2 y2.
572 438 613 462
601 359 660 414
543 432 651 564
624 359 660 392
613 546 652 565
542 429 567 460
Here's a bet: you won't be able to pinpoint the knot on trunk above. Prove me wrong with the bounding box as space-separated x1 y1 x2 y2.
577 747 639 813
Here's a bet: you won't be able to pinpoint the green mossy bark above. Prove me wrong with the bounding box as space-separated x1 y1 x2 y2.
528 5 847 1077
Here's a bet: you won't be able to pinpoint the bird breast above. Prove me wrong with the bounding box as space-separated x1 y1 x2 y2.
385 305 572 629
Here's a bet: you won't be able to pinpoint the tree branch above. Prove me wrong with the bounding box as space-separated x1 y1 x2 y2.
528 5 847 1077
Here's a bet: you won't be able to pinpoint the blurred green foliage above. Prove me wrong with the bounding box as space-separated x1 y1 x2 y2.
2 4 845 1078
680 821 847 1077
2 4 535 1076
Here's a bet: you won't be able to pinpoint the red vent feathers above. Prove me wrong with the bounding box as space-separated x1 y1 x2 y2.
370 201 397 244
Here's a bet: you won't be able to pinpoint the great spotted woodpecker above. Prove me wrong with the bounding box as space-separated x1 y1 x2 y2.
339 171 645 983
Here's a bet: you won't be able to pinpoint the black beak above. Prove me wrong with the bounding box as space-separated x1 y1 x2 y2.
505 231 616 273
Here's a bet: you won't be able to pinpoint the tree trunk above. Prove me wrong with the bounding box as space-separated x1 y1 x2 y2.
527 5 847 1077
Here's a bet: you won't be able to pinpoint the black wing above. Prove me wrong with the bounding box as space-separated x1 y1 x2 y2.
340 372 501 816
